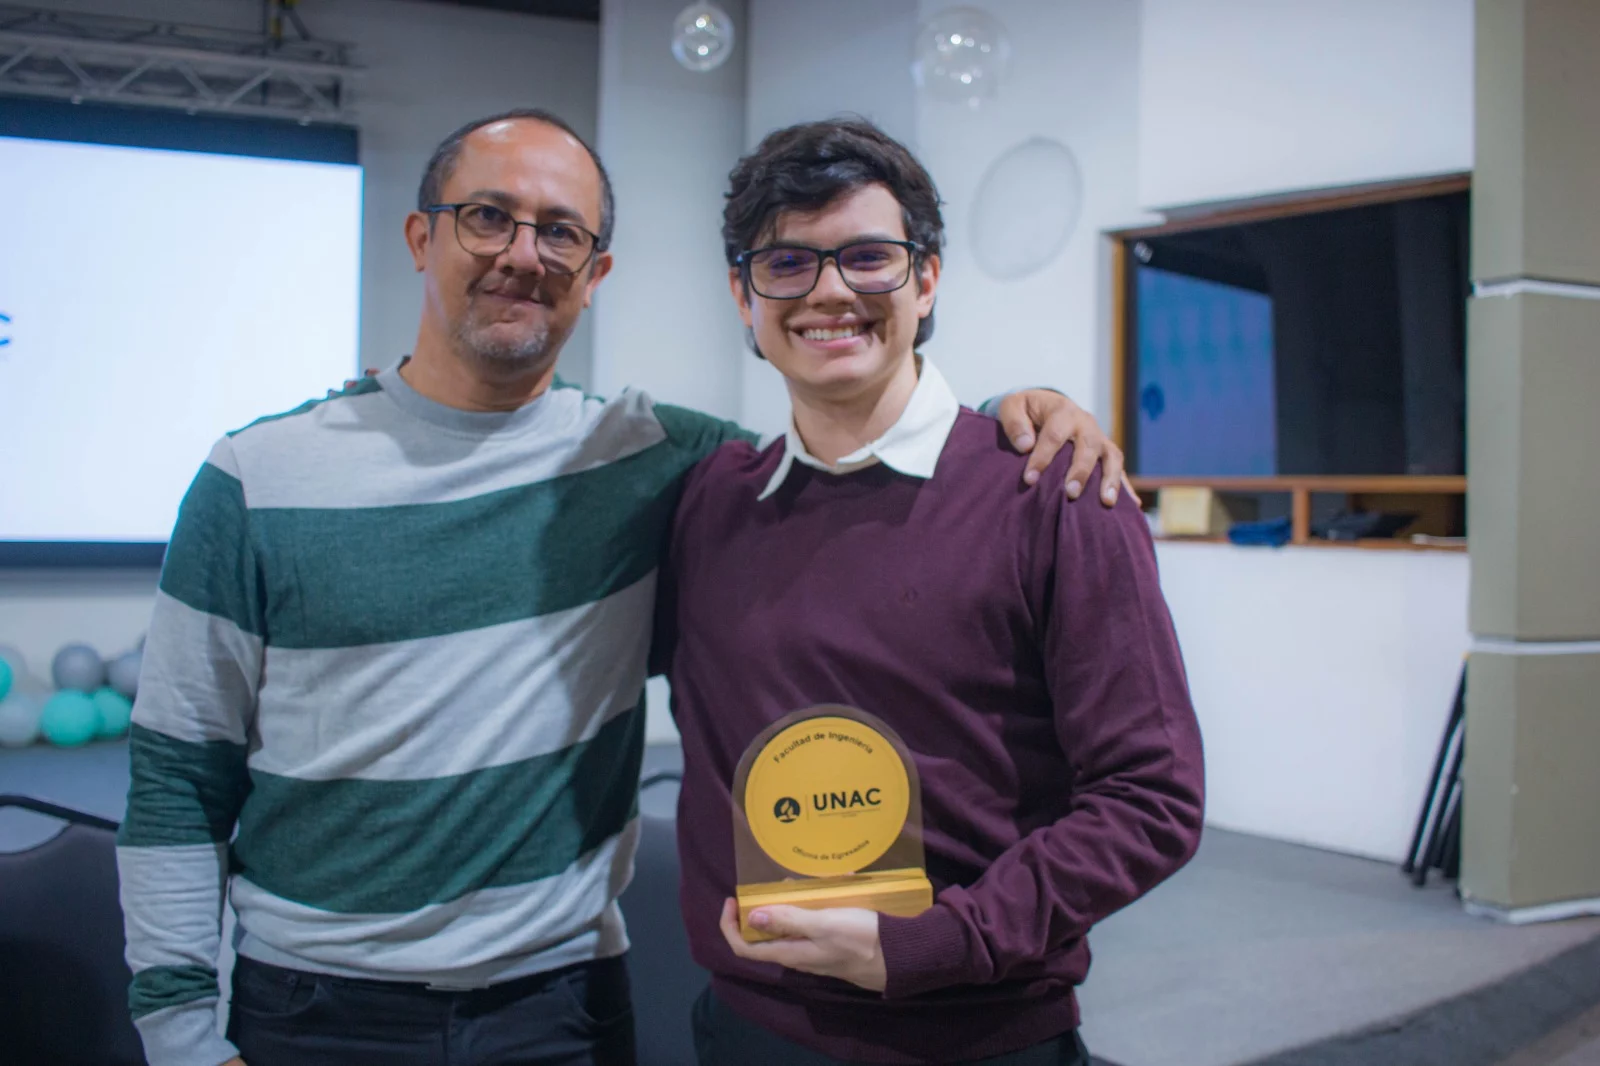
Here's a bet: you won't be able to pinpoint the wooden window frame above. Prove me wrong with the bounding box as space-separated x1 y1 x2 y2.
1107 173 1472 552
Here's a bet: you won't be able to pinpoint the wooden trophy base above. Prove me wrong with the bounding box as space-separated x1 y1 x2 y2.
736 868 934 942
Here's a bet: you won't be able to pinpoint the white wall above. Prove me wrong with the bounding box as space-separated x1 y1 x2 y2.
1158 543 1470 861
916 0 1153 424
1138 0 1474 210
1 0 601 672
592 0 746 416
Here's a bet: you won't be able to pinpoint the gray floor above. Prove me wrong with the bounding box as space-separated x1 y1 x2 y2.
1496 1005 1600 1066
5 740 1599 1066
1078 830 1600 1066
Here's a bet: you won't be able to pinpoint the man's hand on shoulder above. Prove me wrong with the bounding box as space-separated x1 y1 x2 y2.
995 389 1135 506
326 366 380 398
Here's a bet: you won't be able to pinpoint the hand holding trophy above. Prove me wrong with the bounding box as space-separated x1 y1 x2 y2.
732 705 933 942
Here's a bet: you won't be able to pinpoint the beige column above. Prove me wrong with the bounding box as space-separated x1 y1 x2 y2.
1462 0 1600 918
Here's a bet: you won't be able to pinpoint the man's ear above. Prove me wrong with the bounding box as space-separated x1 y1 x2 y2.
405 212 431 273
728 267 754 328
914 253 941 318
582 252 615 308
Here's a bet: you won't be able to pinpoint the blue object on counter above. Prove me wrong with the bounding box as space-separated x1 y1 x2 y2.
1227 516 1293 547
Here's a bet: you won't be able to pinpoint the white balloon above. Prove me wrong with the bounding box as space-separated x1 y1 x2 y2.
911 7 1012 107
672 3 736 73
0 692 43 748
970 138 1084 282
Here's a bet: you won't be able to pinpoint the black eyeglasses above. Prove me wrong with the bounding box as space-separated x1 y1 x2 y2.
737 240 920 300
424 202 600 274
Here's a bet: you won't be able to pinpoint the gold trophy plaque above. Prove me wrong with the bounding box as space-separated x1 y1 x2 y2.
733 705 934 942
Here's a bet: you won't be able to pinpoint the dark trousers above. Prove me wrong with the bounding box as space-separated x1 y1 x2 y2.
691 988 1091 1066
227 954 635 1066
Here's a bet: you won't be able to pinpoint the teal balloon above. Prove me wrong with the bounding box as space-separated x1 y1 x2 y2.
0 657 11 702
40 691 103 747
91 687 133 738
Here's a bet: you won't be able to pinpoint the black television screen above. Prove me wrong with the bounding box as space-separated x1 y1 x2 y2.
1126 190 1469 478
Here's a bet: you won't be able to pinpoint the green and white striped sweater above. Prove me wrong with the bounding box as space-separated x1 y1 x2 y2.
115 364 750 1066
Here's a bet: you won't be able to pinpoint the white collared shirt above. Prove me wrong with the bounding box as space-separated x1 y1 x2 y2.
757 358 962 500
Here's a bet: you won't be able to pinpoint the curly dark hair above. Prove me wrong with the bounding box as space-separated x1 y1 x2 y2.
417 108 615 253
722 117 944 349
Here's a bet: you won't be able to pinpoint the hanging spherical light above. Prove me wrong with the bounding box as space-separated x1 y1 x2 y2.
672 3 736 73
911 7 1012 107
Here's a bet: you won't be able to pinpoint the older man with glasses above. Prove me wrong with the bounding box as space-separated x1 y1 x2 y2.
115 108 1127 1066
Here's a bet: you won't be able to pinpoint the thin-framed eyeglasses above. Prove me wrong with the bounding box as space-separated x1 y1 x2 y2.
424 202 600 275
737 240 920 300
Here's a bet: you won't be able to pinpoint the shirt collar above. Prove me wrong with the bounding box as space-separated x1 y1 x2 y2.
757 357 962 501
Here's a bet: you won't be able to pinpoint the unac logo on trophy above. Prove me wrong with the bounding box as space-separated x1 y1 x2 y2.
744 715 911 878
733 706 934 941
813 788 883 811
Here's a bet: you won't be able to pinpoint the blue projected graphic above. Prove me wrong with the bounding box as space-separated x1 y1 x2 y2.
1136 267 1277 476
0 312 10 347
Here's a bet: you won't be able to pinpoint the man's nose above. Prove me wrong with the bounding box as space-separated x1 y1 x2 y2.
808 258 853 303
501 222 546 274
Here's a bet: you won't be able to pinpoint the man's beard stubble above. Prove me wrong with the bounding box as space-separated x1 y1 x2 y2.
452 282 559 371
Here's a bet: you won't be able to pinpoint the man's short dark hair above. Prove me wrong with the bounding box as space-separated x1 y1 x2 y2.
722 117 944 349
417 108 615 253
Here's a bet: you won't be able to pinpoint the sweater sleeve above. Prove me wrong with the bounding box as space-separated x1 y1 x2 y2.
878 468 1205 998
652 401 761 464
645 404 758 680
116 437 262 1066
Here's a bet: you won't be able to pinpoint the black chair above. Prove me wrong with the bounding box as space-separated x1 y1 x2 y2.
622 772 708 1066
0 795 148 1066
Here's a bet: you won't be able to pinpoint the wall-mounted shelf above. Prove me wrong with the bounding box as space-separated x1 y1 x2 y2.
1132 475 1468 550
1153 534 1466 553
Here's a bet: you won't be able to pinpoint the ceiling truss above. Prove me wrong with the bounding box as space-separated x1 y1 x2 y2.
0 3 358 124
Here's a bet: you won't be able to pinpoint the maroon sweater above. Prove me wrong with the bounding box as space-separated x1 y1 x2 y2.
654 410 1205 1064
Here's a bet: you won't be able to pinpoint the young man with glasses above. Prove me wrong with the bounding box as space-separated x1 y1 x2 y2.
655 119 1205 1065
115 109 1127 1066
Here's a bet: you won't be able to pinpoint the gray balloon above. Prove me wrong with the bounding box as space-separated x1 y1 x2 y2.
52 643 107 693
108 651 143 701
